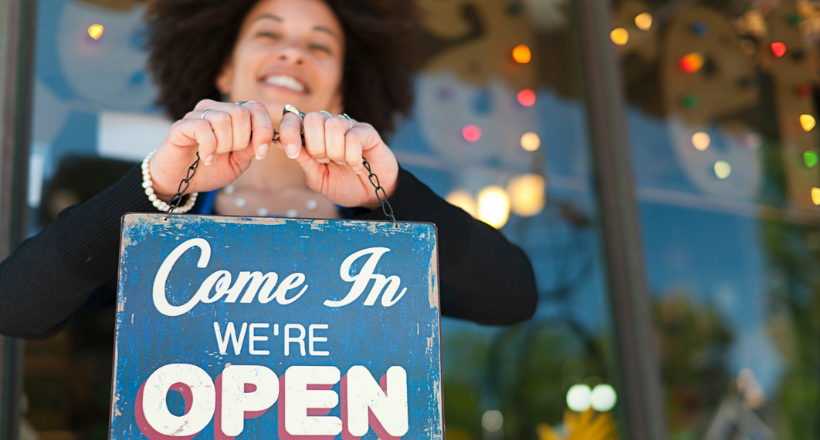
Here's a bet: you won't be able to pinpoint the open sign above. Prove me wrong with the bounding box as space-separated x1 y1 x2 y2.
110 214 442 439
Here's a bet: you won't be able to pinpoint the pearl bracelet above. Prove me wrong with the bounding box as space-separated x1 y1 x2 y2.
142 151 198 214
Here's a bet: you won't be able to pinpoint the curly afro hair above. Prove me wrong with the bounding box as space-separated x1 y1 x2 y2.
144 0 421 137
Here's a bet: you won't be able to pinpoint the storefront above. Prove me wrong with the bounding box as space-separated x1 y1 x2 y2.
2 0 818 439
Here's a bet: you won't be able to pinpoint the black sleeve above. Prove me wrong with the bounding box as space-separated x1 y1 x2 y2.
0 164 154 339
351 167 538 325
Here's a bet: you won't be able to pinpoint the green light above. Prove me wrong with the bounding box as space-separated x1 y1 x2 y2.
681 94 699 109
805 151 819 168
788 13 802 27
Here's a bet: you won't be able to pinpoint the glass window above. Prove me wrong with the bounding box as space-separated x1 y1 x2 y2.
613 0 820 438
19 0 626 439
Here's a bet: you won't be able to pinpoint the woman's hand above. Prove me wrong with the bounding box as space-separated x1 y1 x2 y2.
149 100 275 200
275 110 399 210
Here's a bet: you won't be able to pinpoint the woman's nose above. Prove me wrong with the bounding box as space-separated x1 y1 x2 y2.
277 45 305 65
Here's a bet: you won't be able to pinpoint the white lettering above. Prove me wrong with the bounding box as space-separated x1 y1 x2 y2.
309 324 329 356
213 322 247 356
141 364 215 436
220 365 279 436
285 366 341 436
284 324 306 356
346 366 408 437
248 323 270 356
324 247 407 307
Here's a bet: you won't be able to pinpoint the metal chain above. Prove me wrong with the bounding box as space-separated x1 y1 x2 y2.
164 152 200 221
164 151 397 227
362 156 397 227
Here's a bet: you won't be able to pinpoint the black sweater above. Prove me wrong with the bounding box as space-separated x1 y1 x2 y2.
0 165 537 339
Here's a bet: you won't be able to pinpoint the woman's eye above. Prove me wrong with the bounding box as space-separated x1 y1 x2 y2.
309 44 332 55
255 32 281 40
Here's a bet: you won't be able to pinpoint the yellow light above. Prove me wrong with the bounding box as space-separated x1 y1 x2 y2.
634 13 653 31
507 174 546 217
812 188 820 205
610 28 629 46
714 160 732 179
88 24 104 40
512 45 531 64
692 132 710 151
477 186 510 229
445 189 477 217
801 114 816 132
520 132 541 151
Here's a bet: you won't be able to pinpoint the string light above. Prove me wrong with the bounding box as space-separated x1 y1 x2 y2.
679 53 704 74
512 45 531 64
805 151 819 168
590 385 618 412
812 188 820 205
771 42 787 58
517 89 536 107
692 132 710 151
507 174 546 217
714 160 732 179
520 132 541 151
610 28 629 46
462 125 482 142
445 190 477 217
634 13 653 31
477 186 510 229
566 385 592 412
801 114 816 132
88 24 104 40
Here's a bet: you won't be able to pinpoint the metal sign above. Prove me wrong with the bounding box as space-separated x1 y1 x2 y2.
110 214 442 439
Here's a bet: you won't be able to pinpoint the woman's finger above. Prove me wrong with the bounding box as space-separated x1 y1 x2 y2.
279 112 305 160
243 102 275 160
325 116 349 165
303 111 330 163
226 104 252 154
344 128 364 174
200 110 233 163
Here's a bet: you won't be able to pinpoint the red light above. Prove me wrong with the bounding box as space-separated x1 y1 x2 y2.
771 42 787 58
462 125 482 142
517 89 536 107
679 53 704 74
797 83 813 98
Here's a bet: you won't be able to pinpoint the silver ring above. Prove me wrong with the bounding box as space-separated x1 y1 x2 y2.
235 101 256 107
283 104 306 121
339 113 353 131
319 110 333 118
200 109 213 119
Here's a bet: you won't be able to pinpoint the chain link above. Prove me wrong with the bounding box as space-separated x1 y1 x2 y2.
362 157 397 227
164 152 396 226
164 153 200 221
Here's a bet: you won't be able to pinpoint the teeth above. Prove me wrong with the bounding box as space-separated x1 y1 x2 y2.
265 75 305 92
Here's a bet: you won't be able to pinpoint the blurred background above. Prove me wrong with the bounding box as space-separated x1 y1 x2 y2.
3 0 820 439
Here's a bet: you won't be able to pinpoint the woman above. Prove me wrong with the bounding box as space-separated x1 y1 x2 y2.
0 0 537 338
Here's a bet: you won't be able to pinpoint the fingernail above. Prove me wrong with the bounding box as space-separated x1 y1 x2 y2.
351 166 361 174
335 161 346 166
204 155 214 165
255 144 270 160
317 158 330 164
285 143 300 159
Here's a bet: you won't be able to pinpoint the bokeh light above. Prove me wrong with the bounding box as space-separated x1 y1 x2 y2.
634 13 653 31
566 384 592 412
610 28 629 46
445 189 477 217
805 151 819 168
692 132 710 151
517 89 536 107
477 186 510 229
462 124 482 142
812 188 820 205
481 410 503 432
801 114 816 132
590 384 618 412
88 24 104 40
507 174 546 217
512 45 531 64
520 132 541 151
771 42 787 58
714 160 732 179
679 52 704 74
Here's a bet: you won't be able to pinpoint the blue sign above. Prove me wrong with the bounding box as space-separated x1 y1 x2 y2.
110 214 442 439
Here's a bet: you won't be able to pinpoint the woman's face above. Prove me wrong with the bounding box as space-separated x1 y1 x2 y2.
217 0 345 124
